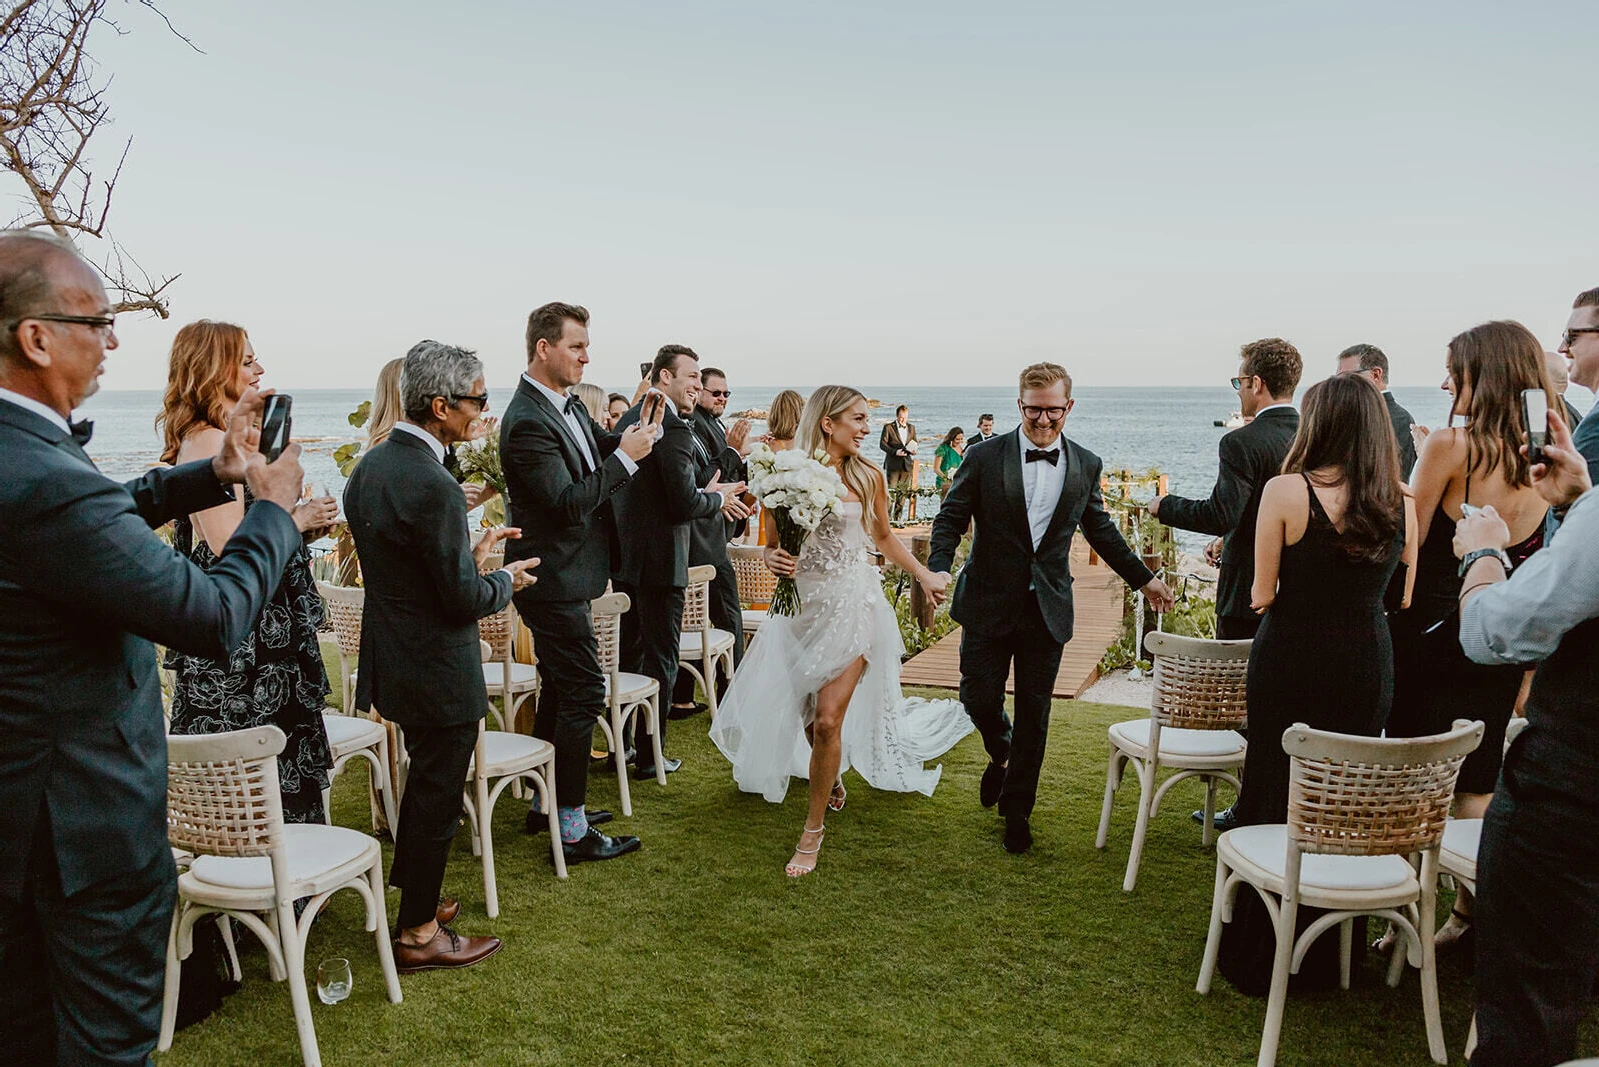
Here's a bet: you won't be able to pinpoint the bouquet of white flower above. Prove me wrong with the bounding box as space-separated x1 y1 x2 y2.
746 443 848 616
454 417 508 525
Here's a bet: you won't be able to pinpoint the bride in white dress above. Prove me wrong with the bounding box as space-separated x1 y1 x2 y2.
709 385 973 877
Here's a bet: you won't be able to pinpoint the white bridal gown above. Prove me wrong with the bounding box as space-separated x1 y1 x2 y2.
710 501 973 802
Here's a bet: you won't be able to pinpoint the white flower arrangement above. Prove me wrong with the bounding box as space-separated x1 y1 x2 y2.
746 444 847 615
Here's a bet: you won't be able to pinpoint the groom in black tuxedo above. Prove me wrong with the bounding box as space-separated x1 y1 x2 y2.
929 363 1174 854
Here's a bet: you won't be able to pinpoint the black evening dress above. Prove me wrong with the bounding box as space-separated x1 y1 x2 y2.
1386 475 1543 794
1218 477 1404 995
166 490 333 823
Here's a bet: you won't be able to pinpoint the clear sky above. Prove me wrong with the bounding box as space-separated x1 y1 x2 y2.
48 1 1597 394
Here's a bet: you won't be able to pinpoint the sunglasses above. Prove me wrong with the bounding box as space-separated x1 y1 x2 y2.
705 389 731 398
450 393 490 412
1563 327 1599 347
1230 375 1258 391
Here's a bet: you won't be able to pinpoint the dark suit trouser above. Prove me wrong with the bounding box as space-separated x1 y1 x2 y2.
671 559 745 704
1470 764 1599 1067
1216 614 1261 641
616 581 685 762
1 804 174 1066
521 598 606 810
957 597 1065 819
390 720 479 930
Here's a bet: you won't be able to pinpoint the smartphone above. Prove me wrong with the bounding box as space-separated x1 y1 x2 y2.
1460 502 1483 518
259 394 292 462
639 361 652 381
1521 388 1548 465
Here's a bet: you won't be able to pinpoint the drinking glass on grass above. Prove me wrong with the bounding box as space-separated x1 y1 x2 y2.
317 958 352 1005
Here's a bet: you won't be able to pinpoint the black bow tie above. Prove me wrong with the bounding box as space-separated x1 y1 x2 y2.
69 419 93 447
1024 448 1058 465
564 394 584 416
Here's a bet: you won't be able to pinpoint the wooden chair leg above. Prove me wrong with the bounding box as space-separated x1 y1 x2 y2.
1196 856 1229 994
1258 893 1298 1067
650 695 667 785
1094 743 1122 850
280 898 322 1067
368 861 403 1004
1123 757 1156 892
217 914 241 981
1201 777 1218 847
544 761 567 880
612 703 633 817
476 771 499 919
1339 919 1353 991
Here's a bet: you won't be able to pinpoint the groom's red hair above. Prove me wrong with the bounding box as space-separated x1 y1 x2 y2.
1019 362 1072 397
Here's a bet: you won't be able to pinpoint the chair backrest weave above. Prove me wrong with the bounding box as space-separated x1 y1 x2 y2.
591 592 629 676
166 726 287 859
478 603 517 662
682 564 715 632
316 581 364 660
728 545 776 607
1143 631 1251 730
1283 718 1484 857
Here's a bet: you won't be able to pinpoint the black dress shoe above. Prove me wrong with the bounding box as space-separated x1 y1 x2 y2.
666 701 708 721
980 762 1005 809
1191 804 1239 832
524 808 613 834
633 756 682 780
562 827 642 864
1003 815 1033 854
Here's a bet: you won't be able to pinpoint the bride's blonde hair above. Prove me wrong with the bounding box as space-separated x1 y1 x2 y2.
798 385 885 538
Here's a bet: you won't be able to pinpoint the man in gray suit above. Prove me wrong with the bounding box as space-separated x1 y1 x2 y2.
0 230 306 1064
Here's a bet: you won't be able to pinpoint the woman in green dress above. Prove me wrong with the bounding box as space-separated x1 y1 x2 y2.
933 426 966 499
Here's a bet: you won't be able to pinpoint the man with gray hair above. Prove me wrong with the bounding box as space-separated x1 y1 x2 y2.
345 340 538 972
1336 343 1417 479
0 229 308 1062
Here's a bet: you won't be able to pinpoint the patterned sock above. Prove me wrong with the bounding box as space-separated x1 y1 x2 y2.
558 805 589 844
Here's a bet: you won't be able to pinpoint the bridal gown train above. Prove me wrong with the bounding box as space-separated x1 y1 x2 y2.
709 501 973 802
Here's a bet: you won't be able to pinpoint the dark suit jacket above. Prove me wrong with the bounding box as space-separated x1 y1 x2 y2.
500 376 630 603
0 401 301 898
1561 396 1585 434
880 421 916 474
928 429 1155 645
1158 406 1299 619
613 400 723 588
1573 400 1599 484
688 406 747 551
1385 392 1418 481
344 430 513 727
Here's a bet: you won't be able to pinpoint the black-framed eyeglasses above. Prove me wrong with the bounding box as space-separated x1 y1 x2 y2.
1020 405 1067 421
450 393 490 412
1230 375 1258 391
705 389 731 398
11 312 117 333
1562 327 1599 347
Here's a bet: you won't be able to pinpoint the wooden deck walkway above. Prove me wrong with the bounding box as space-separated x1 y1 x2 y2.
899 540 1127 699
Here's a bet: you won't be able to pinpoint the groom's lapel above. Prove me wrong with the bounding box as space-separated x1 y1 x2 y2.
1000 430 1032 547
1042 438 1080 544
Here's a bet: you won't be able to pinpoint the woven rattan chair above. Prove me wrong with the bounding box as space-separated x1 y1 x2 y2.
729 545 775 646
591 592 664 814
678 564 737 722
158 726 401 1067
479 602 539 733
1095 631 1250 891
315 580 364 713
1196 718 1484 1067
314 580 399 835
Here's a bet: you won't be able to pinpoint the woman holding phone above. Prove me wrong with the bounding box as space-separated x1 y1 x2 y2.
156 320 337 822
1381 319 1558 951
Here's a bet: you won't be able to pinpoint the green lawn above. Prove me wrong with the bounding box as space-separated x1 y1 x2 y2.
155 677 1598 1067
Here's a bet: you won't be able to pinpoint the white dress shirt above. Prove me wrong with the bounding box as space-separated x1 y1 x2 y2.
0 387 71 434
390 420 446 463
1019 431 1065 550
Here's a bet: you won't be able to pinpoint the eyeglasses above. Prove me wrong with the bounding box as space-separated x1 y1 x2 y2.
1230 375 1258 391
450 393 490 412
11 312 117 334
1020 405 1067 422
1562 327 1599 347
705 389 730 398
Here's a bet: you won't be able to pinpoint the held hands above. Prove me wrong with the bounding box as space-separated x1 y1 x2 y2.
1522 408 1592 508
503 557 539 592
1453 505 1511 560
764 545 797 578
922 569 952 606
619 399 666 461
1142 577 1176 613
292 495 339 537
473 526 522 570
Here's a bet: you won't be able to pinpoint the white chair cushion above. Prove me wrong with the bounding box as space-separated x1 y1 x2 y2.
1109 719 1246 758
678 629 735 658
741 609 768 630
470 730 555 777
187 824 374 892
482 662 539 689
321 712 384 752
1222 824 1416 892
604 672 658 703
1441 818 1481 868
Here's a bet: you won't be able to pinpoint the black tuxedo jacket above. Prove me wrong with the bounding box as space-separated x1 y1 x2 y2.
1385 392 1418 481
0 400 301 898
688 406 748 549
499 376 631 603
344 430 513 727
1158 406 1299 619
613 400 723 588
928 429 1154 645
880 421 916 473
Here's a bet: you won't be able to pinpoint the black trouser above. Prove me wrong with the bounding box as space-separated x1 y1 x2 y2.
1 805 175 1066
390 720 478 930
519 597 606 810
958 597 1065 819
1216 613 1261 641
1470 756 1599 1066
615 580 684 765
671 558 744 704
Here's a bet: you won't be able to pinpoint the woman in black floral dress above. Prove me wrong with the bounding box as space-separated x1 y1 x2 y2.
157 320 338 822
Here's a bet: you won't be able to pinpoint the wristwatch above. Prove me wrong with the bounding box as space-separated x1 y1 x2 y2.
1458 547 1512 578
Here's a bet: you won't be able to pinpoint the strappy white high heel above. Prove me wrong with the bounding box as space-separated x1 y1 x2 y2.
785 825 825 878
828 778 847 812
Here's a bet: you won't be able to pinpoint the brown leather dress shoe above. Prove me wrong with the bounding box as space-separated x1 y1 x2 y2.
393 925 503 974
435 898 460 925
